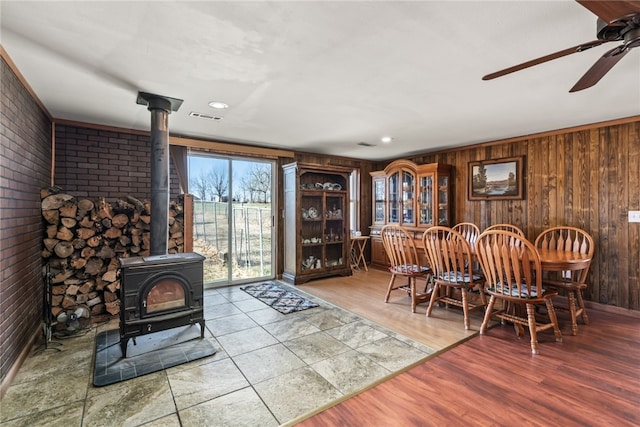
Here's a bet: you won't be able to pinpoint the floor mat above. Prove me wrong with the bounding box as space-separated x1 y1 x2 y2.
241 282 319 314
93 324 216 387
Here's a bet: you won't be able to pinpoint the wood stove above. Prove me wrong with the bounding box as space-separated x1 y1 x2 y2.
119 253 205 357
118 92 206 358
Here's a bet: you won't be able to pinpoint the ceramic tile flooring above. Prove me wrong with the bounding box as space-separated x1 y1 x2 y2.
1 281 435 427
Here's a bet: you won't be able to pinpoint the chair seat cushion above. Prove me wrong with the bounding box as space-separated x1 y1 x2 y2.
440 271 482 283
391 264 429 275
488 282 545 298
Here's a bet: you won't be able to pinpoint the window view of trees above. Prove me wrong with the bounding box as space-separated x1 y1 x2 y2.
188 156 273 285
190 163 271 204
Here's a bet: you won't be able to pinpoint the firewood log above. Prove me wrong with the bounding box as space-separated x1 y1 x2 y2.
42 210 59 225
77 227 95 240
77 198 95 214
41 193 74 210
112 213 128 228
59 203 77 219
54 241 74 258
84 258 103 275
96 197 112 219
103 227 121 239
126 195 145 212
80 247 95 258
55 227 74 241
86 236 101 247
46 224 58 239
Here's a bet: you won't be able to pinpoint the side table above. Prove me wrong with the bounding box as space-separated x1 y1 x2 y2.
350 236 370 271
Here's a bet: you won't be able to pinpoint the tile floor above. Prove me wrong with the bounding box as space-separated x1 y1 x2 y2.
1 281 435 427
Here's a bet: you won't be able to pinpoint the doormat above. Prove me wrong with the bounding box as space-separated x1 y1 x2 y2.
93 325 216 387
241 282 319 314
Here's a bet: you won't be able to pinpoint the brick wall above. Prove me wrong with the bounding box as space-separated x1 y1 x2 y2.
0 57 53 386
54 124 180 200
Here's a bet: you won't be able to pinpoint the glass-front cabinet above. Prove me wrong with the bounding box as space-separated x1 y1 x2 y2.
282 162 353 285
369 160 452 268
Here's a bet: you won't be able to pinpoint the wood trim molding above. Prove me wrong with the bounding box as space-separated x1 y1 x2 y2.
170 136 294 159
183 194 194 253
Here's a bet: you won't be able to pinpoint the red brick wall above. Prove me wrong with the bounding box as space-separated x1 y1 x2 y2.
54 125 181 200
0 57 53 385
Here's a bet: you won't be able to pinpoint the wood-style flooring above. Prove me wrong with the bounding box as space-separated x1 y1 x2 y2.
295 269 640 426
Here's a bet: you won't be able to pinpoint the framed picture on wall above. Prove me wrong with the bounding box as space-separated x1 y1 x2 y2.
468 156 524 200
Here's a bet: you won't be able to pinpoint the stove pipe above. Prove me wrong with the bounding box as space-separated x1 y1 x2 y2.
136 92 183 256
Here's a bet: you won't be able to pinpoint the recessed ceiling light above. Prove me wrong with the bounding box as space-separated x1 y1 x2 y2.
381 136 393 144
208 101 228 109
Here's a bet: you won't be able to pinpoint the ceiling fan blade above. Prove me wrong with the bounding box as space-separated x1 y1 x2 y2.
482 40 605 81
576 1 640 23
569 46 630 92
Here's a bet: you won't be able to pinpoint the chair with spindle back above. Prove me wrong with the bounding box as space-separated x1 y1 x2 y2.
422 226 486 330
380 225 431 313
534 226 594 335
485 223 525 237
476 229 563 354
451 222 481 248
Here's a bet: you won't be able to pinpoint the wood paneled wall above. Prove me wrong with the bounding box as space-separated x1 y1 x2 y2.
405 119 640 311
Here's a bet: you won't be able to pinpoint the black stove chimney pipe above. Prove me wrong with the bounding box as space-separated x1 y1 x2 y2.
136 92 183 256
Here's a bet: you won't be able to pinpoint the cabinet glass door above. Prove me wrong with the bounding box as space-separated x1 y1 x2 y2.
325 194 345 268
437 176 449 225
419 174 433 226
402 171 414 225
388 172 400 223
374 178 385 223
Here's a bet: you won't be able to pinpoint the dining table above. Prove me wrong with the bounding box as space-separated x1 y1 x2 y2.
536 247 592 335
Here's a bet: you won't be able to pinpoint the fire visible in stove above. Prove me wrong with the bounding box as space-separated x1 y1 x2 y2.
144 277 186 314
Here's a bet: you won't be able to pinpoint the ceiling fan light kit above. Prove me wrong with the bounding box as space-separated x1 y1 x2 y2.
483 1 640 92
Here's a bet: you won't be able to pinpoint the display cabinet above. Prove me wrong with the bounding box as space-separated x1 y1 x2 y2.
282 162 352 284
369 159 452 269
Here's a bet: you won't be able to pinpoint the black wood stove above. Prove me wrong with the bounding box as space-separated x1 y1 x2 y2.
118 253 205 357
118 92 205 357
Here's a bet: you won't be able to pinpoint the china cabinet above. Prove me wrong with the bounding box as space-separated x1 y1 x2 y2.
282 162 352 284
369 159 452 268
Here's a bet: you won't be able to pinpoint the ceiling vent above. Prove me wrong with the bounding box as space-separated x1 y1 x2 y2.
189 112 223 120
357 141 376 147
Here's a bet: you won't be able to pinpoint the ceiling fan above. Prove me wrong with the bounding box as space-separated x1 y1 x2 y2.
483 1 640 92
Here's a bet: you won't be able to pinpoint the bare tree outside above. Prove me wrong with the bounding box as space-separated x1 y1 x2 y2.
209 169 228 202
191 171 210 201
240 163 271 203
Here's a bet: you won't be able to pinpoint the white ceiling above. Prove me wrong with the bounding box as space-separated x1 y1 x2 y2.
2 1 639 161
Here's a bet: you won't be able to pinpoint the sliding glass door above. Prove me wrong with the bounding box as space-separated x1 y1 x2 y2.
189 154 275 287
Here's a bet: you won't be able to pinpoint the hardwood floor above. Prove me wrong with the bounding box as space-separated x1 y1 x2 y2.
295 269 640 426
297 269 482 351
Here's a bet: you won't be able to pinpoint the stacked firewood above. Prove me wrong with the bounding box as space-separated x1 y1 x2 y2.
40 187 185 326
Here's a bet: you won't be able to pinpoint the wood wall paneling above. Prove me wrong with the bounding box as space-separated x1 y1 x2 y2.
403 120 640 312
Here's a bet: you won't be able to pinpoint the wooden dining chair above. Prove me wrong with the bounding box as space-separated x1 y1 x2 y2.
422 226 486 330
476 230 563 354
451 222 481 247
534 226 594 335
485 223 525 237
380 225 431 313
